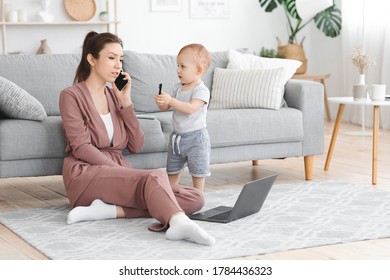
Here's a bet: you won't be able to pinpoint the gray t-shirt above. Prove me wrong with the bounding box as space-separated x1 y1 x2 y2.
171 81 210 133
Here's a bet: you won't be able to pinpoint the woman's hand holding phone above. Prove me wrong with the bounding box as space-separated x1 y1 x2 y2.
115 71 128 91
113 71 132 108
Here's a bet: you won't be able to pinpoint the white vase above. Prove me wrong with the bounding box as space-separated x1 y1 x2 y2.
359 74 365 85
36 0 53 22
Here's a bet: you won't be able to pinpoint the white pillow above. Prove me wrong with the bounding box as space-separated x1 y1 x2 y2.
227 49 301 81
0 76 47 121
209 67 286 110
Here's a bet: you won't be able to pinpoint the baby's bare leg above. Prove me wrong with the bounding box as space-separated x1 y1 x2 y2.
168 173 181 187
192 176 205 191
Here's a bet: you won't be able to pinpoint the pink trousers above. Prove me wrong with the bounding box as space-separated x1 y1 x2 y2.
69 167 205 231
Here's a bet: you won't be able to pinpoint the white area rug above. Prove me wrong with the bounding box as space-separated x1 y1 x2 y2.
1 180 390 260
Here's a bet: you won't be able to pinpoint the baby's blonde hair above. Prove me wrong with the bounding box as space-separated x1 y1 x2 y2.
178 43 211 73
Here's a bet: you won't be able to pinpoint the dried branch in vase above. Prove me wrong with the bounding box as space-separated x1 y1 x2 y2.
351 46 376 74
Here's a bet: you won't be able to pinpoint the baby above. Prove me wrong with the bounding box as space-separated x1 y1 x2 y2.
155 43 211 191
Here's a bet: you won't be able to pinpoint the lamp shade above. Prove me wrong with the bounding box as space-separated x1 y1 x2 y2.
295 0 333 22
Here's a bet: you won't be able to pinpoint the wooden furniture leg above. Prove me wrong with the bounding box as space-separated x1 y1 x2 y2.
324 104 345 171
372 106 379 185
304 155 313 180
320 78 332 122
252 160 260 166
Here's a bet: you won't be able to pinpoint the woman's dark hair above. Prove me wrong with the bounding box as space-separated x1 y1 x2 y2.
74 31 123 83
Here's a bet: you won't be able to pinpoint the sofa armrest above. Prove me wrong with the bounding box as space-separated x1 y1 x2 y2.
284 79 324 156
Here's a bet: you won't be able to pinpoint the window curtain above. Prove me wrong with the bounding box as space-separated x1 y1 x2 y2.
341 0 390 129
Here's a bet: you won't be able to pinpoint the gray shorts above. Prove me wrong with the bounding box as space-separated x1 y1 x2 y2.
167 128 211 177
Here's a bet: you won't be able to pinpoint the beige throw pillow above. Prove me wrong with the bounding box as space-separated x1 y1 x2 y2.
209 67 286 110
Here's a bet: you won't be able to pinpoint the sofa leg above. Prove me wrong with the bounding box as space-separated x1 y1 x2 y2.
252 160 260 166
304 156 314 180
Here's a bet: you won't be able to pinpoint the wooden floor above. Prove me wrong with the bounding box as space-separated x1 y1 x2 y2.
1 121 390 260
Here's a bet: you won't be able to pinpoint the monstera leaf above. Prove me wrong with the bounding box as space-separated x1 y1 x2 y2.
314 5 342 38
284 0 299 19
258 0 283 13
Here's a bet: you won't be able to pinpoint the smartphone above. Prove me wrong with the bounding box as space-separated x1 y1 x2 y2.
115 71 128 91
158 83 162 95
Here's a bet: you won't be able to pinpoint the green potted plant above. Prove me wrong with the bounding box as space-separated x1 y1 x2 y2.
260 47 278 58
259 0 342 73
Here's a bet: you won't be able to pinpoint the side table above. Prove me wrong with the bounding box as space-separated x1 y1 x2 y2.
324 97 390 185
293 73 331 122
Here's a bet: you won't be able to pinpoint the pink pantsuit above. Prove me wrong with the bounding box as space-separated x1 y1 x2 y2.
59 82 204 230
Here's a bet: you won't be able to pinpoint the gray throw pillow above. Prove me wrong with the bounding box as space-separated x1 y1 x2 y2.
0 76 47 121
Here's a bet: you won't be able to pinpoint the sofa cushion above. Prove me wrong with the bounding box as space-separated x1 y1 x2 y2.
227 49 302 81
154 108 303 148
122 50 178 113
0 117 66 161
127 117 166 154
204 48 253 90
149 111 174 140
0 54 80 116
209 67 287 110
206 108 303 148
152 107 303 148
0 76 47 121
0 115 167 161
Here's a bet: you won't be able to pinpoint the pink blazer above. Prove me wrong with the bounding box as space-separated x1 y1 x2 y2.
59 81 144 204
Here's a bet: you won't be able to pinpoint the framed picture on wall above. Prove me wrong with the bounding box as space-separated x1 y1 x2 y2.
150 0 182 12
190 0 230 18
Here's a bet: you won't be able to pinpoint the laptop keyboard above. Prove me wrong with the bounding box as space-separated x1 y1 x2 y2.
210 211 231 221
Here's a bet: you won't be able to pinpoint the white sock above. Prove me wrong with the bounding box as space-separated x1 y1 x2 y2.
166 214 216 246
67 199 117 224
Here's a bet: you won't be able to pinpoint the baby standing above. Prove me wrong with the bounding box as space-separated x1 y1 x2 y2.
155 44 211 191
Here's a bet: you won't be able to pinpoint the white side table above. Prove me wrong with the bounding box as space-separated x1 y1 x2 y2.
324 97 390 185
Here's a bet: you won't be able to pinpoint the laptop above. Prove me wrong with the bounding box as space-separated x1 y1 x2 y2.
189 175 277 223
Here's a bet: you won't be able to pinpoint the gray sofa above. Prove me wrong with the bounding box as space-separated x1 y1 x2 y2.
0 50 324 179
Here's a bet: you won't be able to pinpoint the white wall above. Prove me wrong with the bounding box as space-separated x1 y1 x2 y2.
2 0 296 55
116 0 291 55
308 0 343 119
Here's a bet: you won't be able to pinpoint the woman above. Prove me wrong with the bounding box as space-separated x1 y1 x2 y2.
59 31 215 246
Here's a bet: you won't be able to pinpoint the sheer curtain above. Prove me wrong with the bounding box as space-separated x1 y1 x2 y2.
342 0 390 129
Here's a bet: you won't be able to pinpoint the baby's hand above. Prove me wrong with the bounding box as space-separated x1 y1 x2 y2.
155 92 172 106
